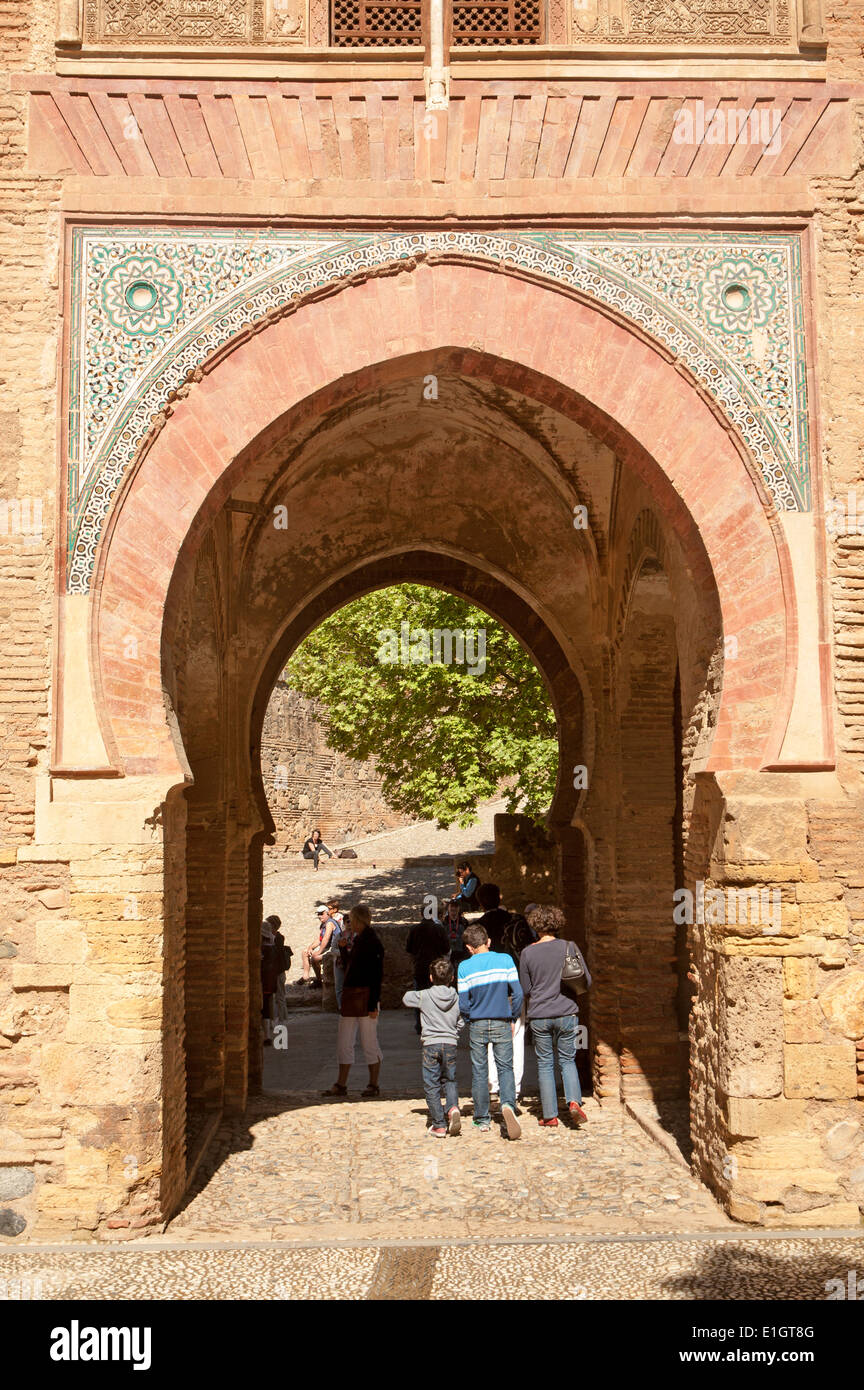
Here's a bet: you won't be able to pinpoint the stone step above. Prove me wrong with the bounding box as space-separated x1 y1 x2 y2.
264 854 460 873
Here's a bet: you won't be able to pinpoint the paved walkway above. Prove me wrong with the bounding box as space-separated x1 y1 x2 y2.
263 801 502 968
167 1010 729 1244
2 1233 862 1300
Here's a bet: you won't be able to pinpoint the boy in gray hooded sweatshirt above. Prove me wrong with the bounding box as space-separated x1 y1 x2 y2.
402 956 463 1136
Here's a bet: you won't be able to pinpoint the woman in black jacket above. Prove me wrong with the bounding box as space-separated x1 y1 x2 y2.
322 904 384 1098
302 828 333 870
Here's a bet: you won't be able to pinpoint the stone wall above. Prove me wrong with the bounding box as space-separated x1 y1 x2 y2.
687 777 864 1228
470 814 561 917
261 682 411 847
0 0 62 1241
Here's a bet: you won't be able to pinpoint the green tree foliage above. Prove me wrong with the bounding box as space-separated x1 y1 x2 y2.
283 584 558 828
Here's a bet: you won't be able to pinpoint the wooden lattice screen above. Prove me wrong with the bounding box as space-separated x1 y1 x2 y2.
329 0 543 45
330 0 423 45
452 0 542 44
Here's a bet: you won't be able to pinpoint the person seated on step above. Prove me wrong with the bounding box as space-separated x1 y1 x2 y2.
301 828 333 870
450 860 481 913
301 903 336 988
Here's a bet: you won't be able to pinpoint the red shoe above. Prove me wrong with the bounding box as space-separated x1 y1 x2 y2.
569 1102 588 1126
538 1117 559 1127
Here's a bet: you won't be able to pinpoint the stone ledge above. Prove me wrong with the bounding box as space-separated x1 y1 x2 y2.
10 966 72 991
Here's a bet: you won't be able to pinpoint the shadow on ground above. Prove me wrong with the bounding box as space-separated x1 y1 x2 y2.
661 1240 857 1300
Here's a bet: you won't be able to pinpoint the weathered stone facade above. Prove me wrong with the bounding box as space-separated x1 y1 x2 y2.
1 0 863 1242
261 683 410 846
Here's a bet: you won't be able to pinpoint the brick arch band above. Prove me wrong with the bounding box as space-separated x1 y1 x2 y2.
92 259 796 778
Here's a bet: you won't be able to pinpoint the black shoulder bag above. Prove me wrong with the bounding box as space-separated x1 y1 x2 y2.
561 941 590 995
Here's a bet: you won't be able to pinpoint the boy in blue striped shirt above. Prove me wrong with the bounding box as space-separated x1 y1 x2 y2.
457 922 523 1139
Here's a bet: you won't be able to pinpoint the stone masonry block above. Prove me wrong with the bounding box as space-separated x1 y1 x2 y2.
36 1186 101 1231
70 893 164 920
719 955 783 1098
106 998 161 1031
11 966 72 991
720 862 804 884
822 1120 861 1161
36 888 66 910
783 999 823 1043
726 1098 809 1138
768 1204 862 1229
819 969 864 1040
34 922 87 965
722 800 808 865
734 1135 827 1171
783 958 819 998
39 1042 160 1107
798 902 850 938
796 882 844 903
784 1043 858 1099
736 1169 841 1202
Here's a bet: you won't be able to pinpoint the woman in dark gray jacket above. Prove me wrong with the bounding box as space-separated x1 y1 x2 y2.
519 905 589 1128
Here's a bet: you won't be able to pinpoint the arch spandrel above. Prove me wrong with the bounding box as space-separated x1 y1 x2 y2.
68 228 811 594
84 261 796 780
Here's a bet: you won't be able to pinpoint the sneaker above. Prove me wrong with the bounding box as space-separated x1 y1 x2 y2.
429 1126 447 1138
501 1104 522 1140
538 1117 559 1128
472 1120 491 1132
569 1101 588 1126
447 1107 461 1137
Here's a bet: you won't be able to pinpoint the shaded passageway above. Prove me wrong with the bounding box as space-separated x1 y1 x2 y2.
170 1007 730 1243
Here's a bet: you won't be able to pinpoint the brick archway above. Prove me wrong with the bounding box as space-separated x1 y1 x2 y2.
234 549 592 1108
245 548 588 844
92 259 794 783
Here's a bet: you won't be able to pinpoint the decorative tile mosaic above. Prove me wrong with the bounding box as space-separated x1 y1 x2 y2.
66 228 810 592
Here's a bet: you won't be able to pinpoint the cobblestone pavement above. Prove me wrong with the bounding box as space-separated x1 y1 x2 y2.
166 1009 727 1244
263 801 501 968
1 1234 862 1300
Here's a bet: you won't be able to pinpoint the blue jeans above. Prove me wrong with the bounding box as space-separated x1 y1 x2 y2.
421 1044 459 1127
531 1015 582 1118
469 1019 515 1123
333 962 345 1010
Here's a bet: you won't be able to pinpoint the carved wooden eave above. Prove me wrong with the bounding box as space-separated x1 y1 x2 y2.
61 0 826 58
20 76 859 199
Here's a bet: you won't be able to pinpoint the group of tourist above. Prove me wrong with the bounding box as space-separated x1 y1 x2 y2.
405 881 590 1138
260 894 386 1086
262 860 592 1132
